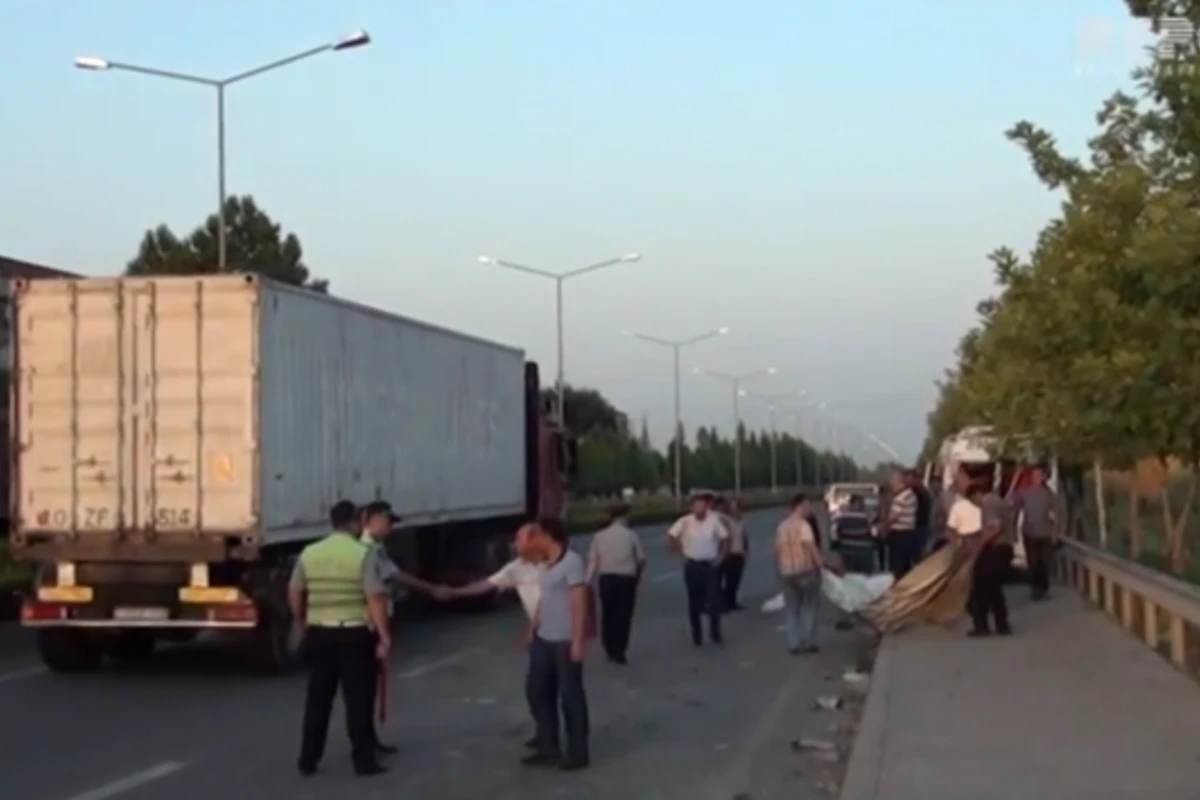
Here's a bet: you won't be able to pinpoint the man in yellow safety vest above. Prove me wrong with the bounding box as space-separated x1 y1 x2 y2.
288 500 390 778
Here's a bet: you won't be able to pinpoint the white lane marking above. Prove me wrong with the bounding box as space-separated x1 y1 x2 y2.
63 761 187 800
713 656 805 797
394 647 477 679
651 570 677 584
0 663 44 684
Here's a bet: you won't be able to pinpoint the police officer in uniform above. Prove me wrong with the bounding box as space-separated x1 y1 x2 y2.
288 500 389 778
358 500 438 755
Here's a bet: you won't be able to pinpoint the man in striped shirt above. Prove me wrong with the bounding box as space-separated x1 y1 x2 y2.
883 471 920 580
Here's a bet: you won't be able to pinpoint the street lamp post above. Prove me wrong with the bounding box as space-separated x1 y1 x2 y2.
623 327 729 502
694 366 776 494
75 30 372 271
739 390 803 493
480 253 642 427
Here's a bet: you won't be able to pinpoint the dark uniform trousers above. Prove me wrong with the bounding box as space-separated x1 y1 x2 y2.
528 636 590 763
886 529 921 580
365 630 386 744
299 625 376 772
1024 536 1053 597
968 543 1013 633
683 558 722 645
597 573 638 660
720 553 746 610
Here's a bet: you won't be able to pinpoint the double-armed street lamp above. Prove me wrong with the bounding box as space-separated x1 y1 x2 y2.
479 253 643 428
693 366 776 494
74 30 372 271
623 326 730 502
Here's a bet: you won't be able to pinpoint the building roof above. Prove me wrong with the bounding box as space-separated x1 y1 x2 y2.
0 255 77 279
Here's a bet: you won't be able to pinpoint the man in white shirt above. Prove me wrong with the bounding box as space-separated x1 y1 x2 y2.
434 523 546 748
944 473 1012 637
587 504 645 664
667 489 731 647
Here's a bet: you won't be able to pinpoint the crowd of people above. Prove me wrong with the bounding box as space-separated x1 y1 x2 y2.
284 464 1062 778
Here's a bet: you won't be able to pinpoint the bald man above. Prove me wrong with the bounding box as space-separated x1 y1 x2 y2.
434 523 547 748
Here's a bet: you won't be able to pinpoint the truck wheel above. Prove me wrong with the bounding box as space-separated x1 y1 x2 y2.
107 631 157 662
246 606 302 674
36 629 103 673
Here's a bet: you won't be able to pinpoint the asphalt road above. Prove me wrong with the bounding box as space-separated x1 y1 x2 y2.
0 507 869 800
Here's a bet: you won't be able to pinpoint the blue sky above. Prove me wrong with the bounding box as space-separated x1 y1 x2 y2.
0 0 1154 461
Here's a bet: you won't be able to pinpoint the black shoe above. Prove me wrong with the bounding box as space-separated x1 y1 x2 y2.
996 626 1013 636
967 628 991 638
692 637 703 648
559 756 590 771
355 763 388 777
799 645 819 654
522 751 562 767
374 742 398 755
835 619 854 631
297 763 318 778
610 654 628 665
523 736 539 749
710 634 724 646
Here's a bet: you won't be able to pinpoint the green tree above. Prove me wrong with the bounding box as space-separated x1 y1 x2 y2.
126 195 329 292
925 0 1200 570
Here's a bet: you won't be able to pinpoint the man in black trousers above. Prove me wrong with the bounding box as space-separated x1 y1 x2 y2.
587 504 645 664
289 501 390 778
667 490 731 647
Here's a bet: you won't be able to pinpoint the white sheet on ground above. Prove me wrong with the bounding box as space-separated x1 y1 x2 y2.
761 571 893 614
821 570 893 612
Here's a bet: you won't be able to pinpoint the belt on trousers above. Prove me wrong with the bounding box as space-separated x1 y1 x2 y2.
310 621 369 628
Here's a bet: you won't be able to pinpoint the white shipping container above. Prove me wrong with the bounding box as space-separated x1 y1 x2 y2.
13 274 528 550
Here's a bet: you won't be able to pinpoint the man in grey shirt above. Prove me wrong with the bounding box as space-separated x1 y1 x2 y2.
1012 466 1058 601
358 501 438 755
587 503 645 664
524 517 591 771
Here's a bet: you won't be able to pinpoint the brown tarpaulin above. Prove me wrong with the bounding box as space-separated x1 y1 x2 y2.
865 536 988 633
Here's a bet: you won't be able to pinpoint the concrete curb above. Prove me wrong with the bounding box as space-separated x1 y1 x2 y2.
839 634 894 800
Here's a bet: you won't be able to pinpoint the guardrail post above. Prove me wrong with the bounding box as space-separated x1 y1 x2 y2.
1120 586 1134 631
1169 616 1187 667
1145 602 1158 648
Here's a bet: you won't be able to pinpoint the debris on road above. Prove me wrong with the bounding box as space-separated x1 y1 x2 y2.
814 695 842 711
842 670 870 695
791 736 837 753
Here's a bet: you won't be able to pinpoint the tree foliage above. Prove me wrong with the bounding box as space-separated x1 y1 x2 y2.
126 195 329 292
552 385 860 496
922 1 1200 570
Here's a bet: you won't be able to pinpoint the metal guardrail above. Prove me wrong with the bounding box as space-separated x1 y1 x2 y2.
1057 538 1200 673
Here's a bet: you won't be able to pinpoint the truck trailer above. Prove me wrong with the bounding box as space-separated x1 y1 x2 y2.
11 273 568 673
0 256 78 536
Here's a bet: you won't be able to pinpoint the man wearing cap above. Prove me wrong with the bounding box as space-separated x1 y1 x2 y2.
359 500 439 754
288 500 388 778
667 490 731 647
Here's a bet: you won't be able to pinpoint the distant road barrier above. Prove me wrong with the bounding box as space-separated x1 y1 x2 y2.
1057 538 1200 677
566 487 813 533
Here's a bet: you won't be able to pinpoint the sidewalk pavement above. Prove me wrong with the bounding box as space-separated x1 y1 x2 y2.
841 590 1200 800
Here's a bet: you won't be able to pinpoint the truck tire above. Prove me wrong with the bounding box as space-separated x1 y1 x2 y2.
245 556 303 674
36 629 103 673
246 606 303 674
